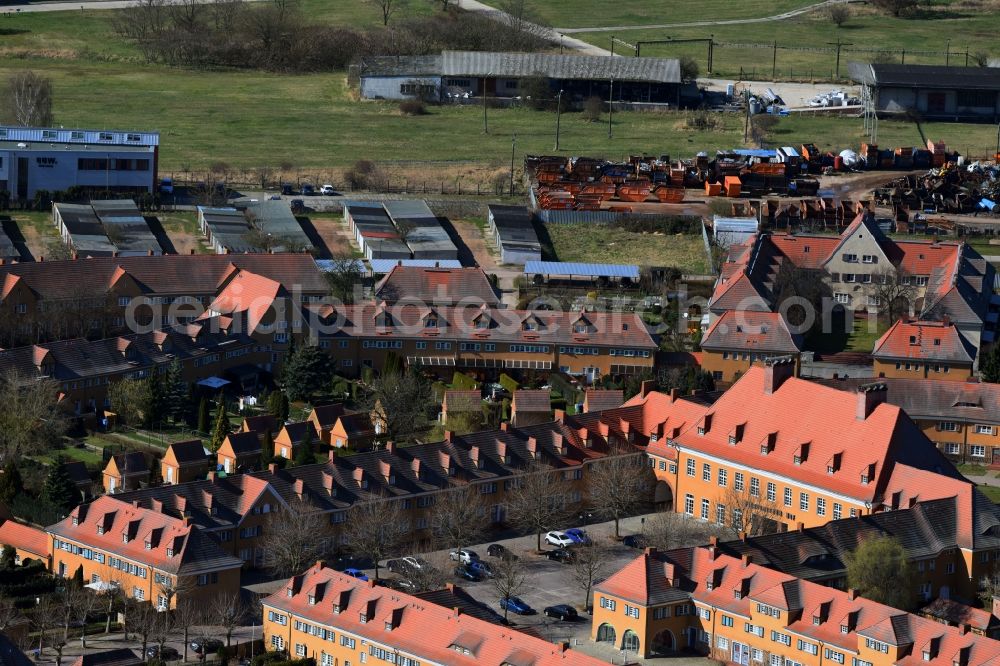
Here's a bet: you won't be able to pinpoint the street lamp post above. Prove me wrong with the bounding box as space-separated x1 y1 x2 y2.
555 90 563 151
510 134 517 196
608 78 614 139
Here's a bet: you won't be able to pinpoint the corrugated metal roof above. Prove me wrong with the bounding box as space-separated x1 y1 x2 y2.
713 216 759 232
368 259 462 274
357 55 443 78
441 51 680 84
0 126 159 146
854 62 1000 90
523 261 639 279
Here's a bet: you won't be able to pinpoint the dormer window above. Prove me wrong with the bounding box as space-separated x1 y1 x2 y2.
425 317 437 329
72 516 79 526
166 547 174 557
144 541 151 550
706 581 714 590
760 445 769 455
475 318 489 330
308 595 316 605
359 613 368 624
733 590 742 600
861 474 870 484
623 323 629 331
812 615 820 625
923 652 931 661
793 455 802 465
827 464 835 473
122 533 130 544
384 621 393 631
523 321 536 331
97 525 105 535
333 604 341 614
287 588 294 597
697 427 705 436
729 436 736 445
840 624 849 634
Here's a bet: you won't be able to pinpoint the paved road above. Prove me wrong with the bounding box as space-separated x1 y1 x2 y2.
454 0 610 56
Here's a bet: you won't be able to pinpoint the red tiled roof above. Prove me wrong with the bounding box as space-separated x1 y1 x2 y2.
872 319 976 364
512 389 551 414
443 390 482 413
673 365 965 503
204 270 284 335
374 266 500 306
701 310 803 353
264 564 604 666
895 241 959 276
310 404 346 429
769 234 841 269
583 389 624 413
0 520 48 557
920 598 996 632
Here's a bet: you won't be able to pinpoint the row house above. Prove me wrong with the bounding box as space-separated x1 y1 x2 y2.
708 214 996 370
582 389 624 413
0 254 327 346
160 440 212 485
872 319 976 381
643 358 976 533
592 545 1000 662
0 520 50 566
0 316 265 417
112 405 657 564
510 389 553 427
306 302 657 383
701 311 804 384
373 264 500 307
815 377 1000 467
42 495 242 608
103 452 150 494
262 562 603 666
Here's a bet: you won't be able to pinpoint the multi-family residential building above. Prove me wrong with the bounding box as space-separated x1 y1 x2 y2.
306 302 657 382
644 359 974 532
42 495 242 608
160 440 212 485
708 213 996 368
440 390 482 427
591 545 1000 661
262 562 604 666
583 389 624 413
217 431 264 474
102 452 150 494
373 265 500 306
510 389 553 427
0 520 49 566
815 377 1000 466
700 311 803 383
306 404 346 447
872 318 976 381
715 493 1000 604
111 405 655 561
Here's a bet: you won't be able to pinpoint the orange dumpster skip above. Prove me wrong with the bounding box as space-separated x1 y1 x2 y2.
705 181 723 196
653 186 685 203
723 176 741 197
616 185 652 202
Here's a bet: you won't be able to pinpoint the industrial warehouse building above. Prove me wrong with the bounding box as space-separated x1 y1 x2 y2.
487 204 541 265
357 51 682 106
0 126 158 201
849 62 1000 121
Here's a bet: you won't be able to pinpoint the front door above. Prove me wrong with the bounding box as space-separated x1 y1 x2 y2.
732 642 750 666
928 92 946 114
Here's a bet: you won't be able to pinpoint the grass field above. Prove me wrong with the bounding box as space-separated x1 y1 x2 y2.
808 314 887 353
541 223 709 271
519 0 816 29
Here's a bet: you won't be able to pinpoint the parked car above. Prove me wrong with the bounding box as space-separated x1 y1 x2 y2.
146 646 180 661
190 639 223 655
380 578 418 592
342 568 369 582
281 183 294 195
543 604 579 621
487 543 517 561
301 183 316 196
622 534 647 549
546 548 576 564
453 565 484 582
319 184 336 195
468 560 495 578
545 531 575 548
499 596 534 615
159 177 174 194
267 194 281 200
449 549 480 564
565 528 591 545
387 556 428 575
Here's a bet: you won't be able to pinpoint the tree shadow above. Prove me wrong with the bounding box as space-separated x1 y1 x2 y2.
0 29 30 37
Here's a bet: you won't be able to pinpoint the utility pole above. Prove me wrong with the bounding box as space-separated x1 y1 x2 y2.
610 34 615 57
772 41 777 80
555 90 563 151
482 77 488 134
743 88 751 143
945 39 950 66
608 78 614 139
510 134 517 196
826 37 852 80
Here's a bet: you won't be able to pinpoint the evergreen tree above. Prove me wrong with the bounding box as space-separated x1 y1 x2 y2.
210 400 230 452
0 460 24 504
43 462 79 514
982 345 1000 383
164 360 188 422
0 546 15 569
197 397 211 434
282 345 333 402
71 564 84 588
267 391 284 418
294 428 315 466
279 393 290 422
144 373 166 429
261 429 274 468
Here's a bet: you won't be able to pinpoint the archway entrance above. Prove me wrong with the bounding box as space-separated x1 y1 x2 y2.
622 630 640 653
596 623 617 644
651 629 675 655
654 480 673 509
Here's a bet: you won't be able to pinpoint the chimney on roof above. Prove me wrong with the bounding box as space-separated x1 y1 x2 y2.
640 379 656 398
526 436 538 460
797 522 804 532
379 460 391 482
500 422 509 432
763 356 796 394
742 553 752 565
553 409 565 423
991 596 1000 619
268 463 278 474
444 430 453 443
293 478 305 499
328 449 338 463
182 516 191 526
386 441 396 454
207 471 217 482
960 624 970 635
942 314 951 326
709 536 718 547
445 582 455 593
410 457 421 476
151 499 163 514
316 560 324 570
552 433 565 455
856 382 887 420
847 589 858 600
453 606 461 616
71 252 78 260
739 531 747 542
190 249 195 255
322 470 334 496
469 446 480 468
669 388 679 402
644 547 657 556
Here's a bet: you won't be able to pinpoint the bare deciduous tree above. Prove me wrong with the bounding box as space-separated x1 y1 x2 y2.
128 599 160 658
722 484 783 537
261 499 330 577
586 453 654 538
428 486 489 553
2 71 54 127
505 465 572 552
67 585 102 650
829 4 850 26
569 544 610 610
0 369 68 464
210 591 248 647
172 598 204 664
369 0 407 26
492 556 528 623
642 511 728 552
343 498 409 581
872 267 916 324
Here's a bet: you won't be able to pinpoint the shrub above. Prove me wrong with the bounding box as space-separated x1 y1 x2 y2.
451 372 479 391
684 108 719 131
498 373 519 395
679 56 700 82
399 100 427 116
581 96 603 122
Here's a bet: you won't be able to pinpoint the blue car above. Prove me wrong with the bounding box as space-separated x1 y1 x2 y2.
500 596 535 615
342 568 369 582
468 560 495 578
565 528 592 545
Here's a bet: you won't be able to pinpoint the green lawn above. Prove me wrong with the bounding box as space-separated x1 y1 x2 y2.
977 484 1000 504
541 223 709 272
31 443 104 466
515 0 815 29
571 4 1000 82
808 315 887 354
